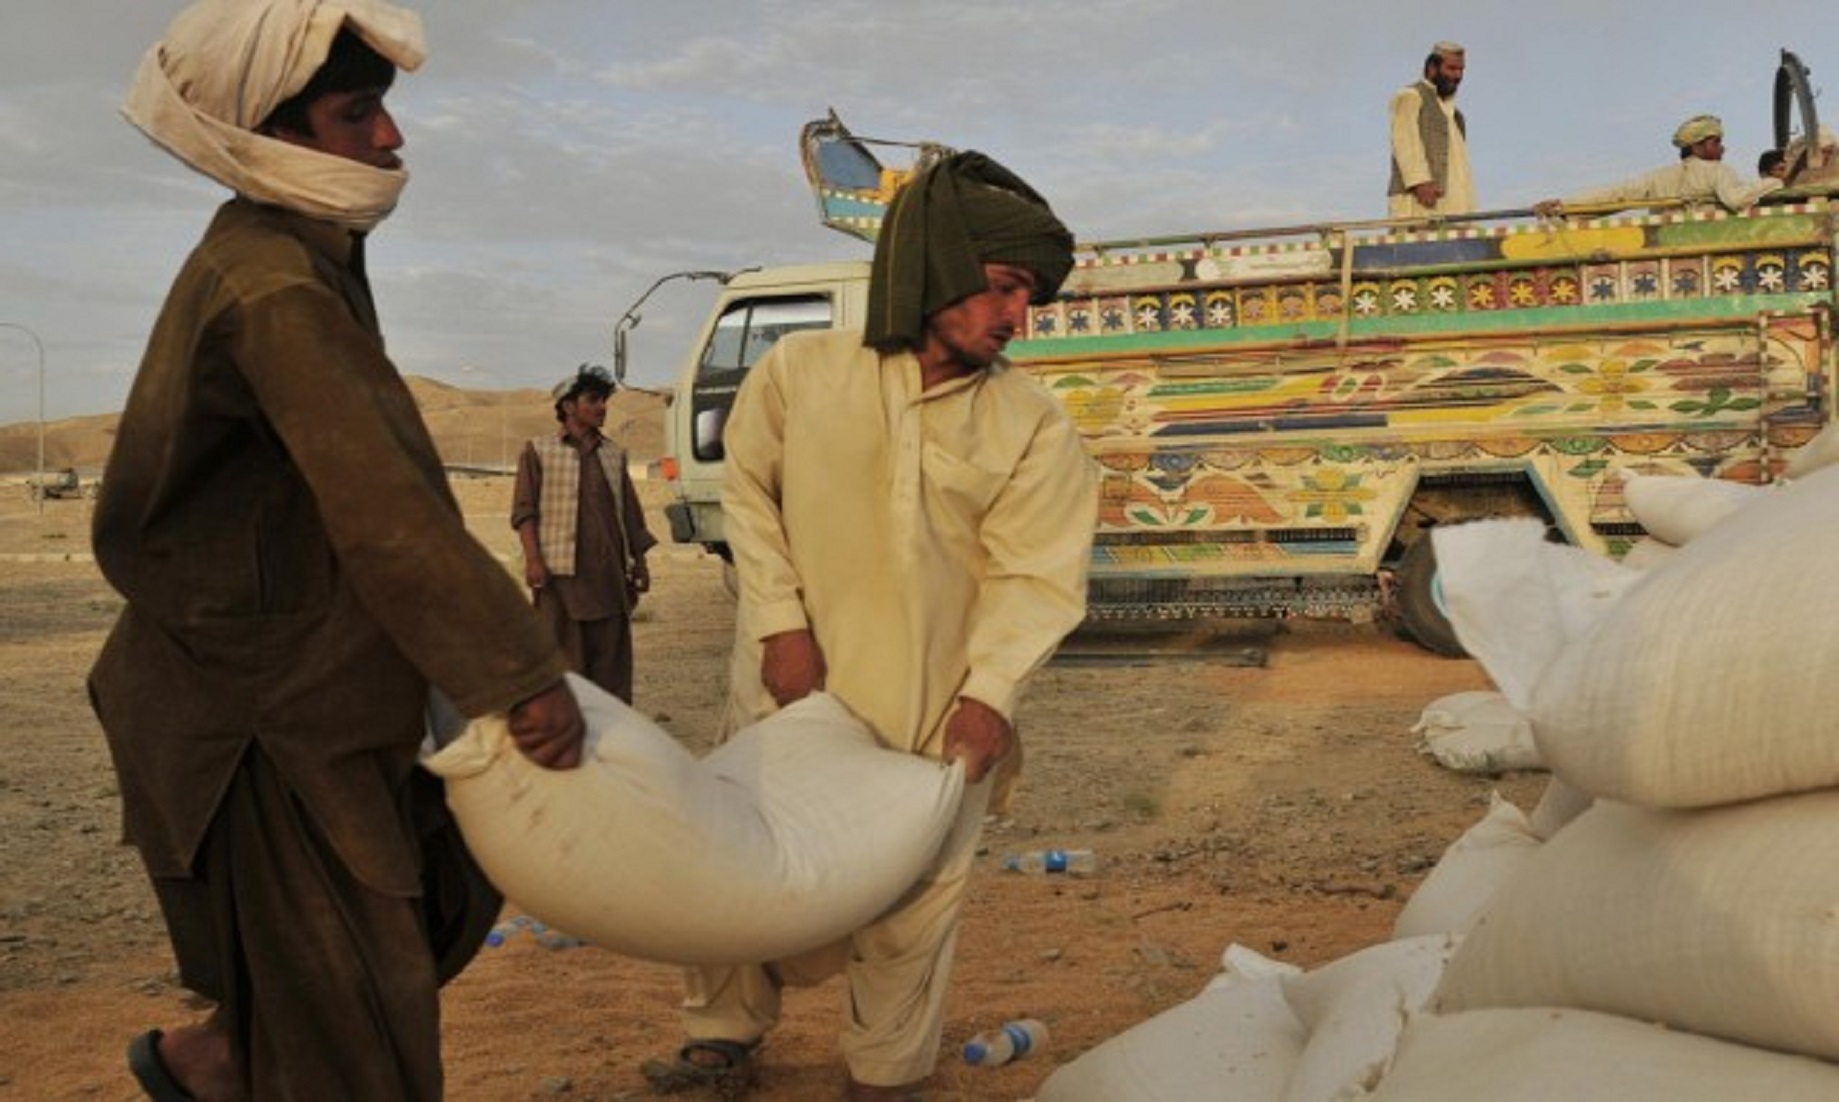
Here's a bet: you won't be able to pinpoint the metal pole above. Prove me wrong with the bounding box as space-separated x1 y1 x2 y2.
0 322 46 515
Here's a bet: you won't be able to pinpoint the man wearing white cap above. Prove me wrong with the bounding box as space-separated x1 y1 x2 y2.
1537 114 1785 216
1388 41 1476 219
96 2 584 1097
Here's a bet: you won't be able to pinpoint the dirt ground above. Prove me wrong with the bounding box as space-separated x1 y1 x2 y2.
0 476 1544 1101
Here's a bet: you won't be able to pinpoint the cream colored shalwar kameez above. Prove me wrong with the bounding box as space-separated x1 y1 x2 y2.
684 329 1097 1085
1562 156 1782 214
1388 80 1475 219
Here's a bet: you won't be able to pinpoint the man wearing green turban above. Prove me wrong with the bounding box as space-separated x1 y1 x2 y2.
644 153 1097 1099
865 151 1074 352
1537 113 1784 216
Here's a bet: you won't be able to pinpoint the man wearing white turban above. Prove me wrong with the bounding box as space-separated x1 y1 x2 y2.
1536 113 1785 217
95 2 584 1097
1387 41 1476 220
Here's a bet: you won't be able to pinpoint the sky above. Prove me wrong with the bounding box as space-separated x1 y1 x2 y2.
4 0 1839 426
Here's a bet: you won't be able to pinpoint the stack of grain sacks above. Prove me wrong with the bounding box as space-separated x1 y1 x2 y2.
1040 446 1839 1100
1371 457 1839 1098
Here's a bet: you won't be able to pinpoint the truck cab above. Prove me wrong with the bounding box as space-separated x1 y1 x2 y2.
659 261 869 558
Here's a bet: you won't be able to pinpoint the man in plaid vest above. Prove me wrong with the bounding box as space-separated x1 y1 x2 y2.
512 364 658 702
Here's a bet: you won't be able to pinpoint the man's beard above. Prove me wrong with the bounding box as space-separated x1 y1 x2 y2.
1434 75 1460 98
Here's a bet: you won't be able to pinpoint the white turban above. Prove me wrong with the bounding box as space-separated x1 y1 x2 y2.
1672 114 1723 150
123 0 425 231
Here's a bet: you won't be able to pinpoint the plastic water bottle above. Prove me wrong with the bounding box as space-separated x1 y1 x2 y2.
999 849 1096 877
484 914 585 950
963 1019 1049 1067
484 914 537 947
530 921 586 950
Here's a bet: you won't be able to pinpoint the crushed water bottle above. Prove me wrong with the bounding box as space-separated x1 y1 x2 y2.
963 1019 1049 1067
484 914 534 947
999 848 1096 876
484 914 585 950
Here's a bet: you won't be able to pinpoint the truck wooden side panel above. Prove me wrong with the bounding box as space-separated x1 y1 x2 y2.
1006 204 1834 614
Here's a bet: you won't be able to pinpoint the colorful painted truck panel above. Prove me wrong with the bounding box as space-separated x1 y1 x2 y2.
1012 206 1831 617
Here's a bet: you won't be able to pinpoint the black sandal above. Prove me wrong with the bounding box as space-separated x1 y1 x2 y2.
127 1030 195 1102
640 1038 759 1096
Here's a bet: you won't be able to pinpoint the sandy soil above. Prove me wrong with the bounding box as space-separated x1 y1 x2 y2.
0 477 1543 1101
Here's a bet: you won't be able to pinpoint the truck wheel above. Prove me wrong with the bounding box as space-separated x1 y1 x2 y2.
1396 537 1468 658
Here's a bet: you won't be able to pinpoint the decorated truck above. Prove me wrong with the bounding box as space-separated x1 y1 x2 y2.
655 55 1839 653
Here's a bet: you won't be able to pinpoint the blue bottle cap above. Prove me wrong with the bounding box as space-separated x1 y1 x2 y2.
1044 849 1068 873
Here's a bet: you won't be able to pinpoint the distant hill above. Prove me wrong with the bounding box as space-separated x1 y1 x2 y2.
0 377 669 476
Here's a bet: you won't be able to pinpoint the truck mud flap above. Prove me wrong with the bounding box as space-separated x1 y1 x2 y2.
664 502 697 544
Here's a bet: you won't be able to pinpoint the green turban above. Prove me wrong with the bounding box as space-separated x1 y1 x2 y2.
864 151 1074 352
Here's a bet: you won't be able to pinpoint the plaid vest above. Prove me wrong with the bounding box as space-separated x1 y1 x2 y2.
531 432 628 576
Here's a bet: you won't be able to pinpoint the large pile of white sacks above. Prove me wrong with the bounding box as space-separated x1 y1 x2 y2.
1040 440 1839 1100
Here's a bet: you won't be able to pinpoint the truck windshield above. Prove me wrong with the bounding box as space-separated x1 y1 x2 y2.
698 295 834 377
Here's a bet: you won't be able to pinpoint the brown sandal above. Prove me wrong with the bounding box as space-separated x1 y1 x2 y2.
640 1038 759 1096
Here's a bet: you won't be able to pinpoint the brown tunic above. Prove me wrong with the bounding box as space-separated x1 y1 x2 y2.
89 198 568 892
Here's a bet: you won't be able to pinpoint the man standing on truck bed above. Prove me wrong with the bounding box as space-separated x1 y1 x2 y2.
1388 40 1475 220
94 2 584 1097
642 152 1098 1099
513 364 658 703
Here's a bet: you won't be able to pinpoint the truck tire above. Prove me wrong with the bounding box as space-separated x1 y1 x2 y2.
1776 50 1821 170
1396 536 1468 658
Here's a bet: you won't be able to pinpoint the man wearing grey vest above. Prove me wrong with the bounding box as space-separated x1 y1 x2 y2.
512 365 658 702
1388 41 1475 220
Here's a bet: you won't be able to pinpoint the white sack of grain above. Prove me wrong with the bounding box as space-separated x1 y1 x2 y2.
1412 691 1541 774
1036 944 1304 1102
1433 791 1839 1061
1619 471 1764 548
1430 519 1640 711
1277 934 1456 1102
1392 794 1542 940
423 675 964 966
1530 462 1839 807
1367 1008 1839 1101
1525 774 1594 841
1618 536 1676 570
